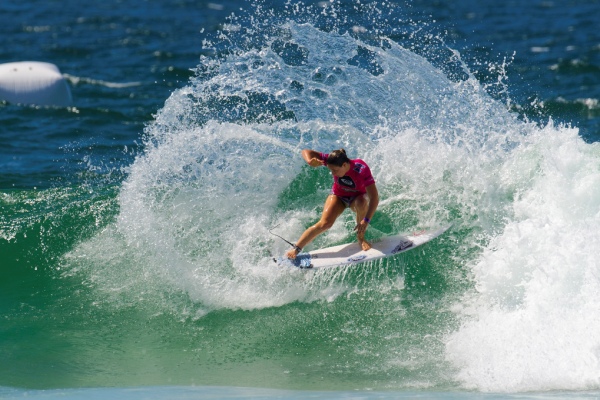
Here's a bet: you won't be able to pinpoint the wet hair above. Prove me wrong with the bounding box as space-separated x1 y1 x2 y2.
326 149 351 167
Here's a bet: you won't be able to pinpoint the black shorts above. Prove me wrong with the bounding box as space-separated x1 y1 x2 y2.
337 195 358 208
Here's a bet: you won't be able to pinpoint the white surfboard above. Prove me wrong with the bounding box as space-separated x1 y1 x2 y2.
275 225 452 269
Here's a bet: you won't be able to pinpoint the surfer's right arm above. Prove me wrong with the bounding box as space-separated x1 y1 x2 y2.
301 149 326 167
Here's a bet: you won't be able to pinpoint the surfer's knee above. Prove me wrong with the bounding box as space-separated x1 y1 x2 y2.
315 219 335 231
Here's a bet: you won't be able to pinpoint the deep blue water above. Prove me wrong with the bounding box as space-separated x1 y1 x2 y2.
1 0 600 398
1 0 599 188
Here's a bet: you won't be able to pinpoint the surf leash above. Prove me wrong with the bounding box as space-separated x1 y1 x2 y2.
268 224 302 253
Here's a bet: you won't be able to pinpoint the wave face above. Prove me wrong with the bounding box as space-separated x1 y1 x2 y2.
3 1 599 393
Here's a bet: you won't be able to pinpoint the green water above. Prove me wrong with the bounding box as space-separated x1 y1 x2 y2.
1 175 466 391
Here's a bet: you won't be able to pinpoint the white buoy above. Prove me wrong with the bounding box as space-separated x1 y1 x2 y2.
0 61 72 107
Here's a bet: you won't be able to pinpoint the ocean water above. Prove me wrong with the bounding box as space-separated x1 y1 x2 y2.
1 0 600 399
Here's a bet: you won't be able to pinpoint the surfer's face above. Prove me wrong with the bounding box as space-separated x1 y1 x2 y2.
327 162 350 177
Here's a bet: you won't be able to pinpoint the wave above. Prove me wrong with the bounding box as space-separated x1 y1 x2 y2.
56 9 600 393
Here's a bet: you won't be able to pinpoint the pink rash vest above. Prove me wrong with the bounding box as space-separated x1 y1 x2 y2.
320 152 376 197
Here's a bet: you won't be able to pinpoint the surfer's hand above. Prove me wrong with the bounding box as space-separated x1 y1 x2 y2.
308 157 325 167
354 220 369 235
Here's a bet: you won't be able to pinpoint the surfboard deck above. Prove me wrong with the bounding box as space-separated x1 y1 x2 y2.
275 225 452 269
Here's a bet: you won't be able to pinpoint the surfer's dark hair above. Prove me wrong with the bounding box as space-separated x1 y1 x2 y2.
327 149 350 166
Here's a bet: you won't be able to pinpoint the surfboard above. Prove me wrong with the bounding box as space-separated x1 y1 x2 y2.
275 225 452 269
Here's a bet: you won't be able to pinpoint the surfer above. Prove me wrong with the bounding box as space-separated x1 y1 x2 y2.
286 149 379 259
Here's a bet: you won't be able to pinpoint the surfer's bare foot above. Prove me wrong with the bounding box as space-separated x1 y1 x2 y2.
285 246 301 259
359 239 371 251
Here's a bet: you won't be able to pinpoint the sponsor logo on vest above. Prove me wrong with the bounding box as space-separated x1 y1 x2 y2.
339 176 355 188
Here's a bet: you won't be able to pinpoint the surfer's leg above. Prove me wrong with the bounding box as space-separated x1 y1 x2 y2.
286 195 346 258
350 194 372 251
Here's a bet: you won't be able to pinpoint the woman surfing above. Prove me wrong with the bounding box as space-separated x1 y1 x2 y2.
286 149 380 259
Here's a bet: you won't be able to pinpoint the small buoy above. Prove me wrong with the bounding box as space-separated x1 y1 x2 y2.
0 61 72 107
